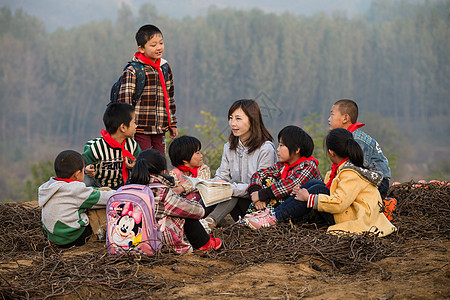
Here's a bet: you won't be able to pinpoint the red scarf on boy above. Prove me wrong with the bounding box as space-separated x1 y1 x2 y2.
54 178 79 183
177 165 199 178
134 52 172 129
347 122 365 133
280 156 319 180
101 129 135 183
326 158 349 188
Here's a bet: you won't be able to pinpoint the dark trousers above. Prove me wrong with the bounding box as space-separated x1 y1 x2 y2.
274 179 335 225
134 133 165 155
378 178 390 199
230 198 251 222
184 219 210 249
58 225 93 248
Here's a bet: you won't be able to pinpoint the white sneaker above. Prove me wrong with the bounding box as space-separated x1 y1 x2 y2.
199 217 216 234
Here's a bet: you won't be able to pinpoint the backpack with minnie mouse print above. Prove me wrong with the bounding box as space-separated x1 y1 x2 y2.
106 184 164 254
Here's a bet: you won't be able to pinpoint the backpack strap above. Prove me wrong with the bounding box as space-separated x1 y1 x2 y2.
160 63 169 82
128 61 146 107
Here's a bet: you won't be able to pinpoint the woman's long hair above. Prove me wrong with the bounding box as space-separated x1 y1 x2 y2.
326 128 364 168
228 99 273 153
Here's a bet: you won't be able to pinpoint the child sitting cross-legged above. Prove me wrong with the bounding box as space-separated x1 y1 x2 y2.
244 128 397 237
127 149 222 254
242 126 322 227
39 150 115 248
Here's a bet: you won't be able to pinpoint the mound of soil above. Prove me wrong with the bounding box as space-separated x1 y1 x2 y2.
0 182 449 299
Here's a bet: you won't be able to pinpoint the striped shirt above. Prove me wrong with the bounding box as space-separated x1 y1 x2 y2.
82 137 141 189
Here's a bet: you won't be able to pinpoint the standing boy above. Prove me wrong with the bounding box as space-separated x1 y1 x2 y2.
118 24 178 154
328 99 391 198
39 150 115 248
82 102 141 189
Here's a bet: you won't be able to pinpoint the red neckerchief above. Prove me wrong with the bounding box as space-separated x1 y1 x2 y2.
54 177 79 183
101 129 135 183
347 122 365 133
177 165 199 178
280 156 319 180
134 52 172 129
326 158 349 188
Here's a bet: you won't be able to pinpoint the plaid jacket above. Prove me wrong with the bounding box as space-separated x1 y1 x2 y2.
149 174 204 254
118 57 177 134
248 159 322 203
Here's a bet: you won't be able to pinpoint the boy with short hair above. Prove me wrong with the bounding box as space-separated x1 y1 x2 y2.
328 99 391 198
118 24 178 154
38 150 115 248
82 102 141 189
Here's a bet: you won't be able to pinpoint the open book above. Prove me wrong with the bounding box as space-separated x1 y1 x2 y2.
182 175 233 207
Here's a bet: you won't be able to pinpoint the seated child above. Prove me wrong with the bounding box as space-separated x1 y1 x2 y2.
246 125 322 214
38 150 115 248
244 129 397 237
328 99 391 198
82 102 141 189
168 135 211 200
127 149 222 254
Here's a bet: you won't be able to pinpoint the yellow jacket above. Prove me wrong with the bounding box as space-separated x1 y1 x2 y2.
318 162 396 237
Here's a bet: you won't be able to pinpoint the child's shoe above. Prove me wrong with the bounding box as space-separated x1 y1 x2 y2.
195 235 222 253
243 210 277 229
199 216 216 234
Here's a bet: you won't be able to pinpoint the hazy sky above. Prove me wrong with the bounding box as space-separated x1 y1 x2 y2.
2 0 429 31
3 0 373 31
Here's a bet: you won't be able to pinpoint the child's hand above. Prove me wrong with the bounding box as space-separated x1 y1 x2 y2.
169 127 178 139
295 188 309 202
291 184 301 195
250 191 260 204
85 164 96 177
125 157 136 169
255 200 266 211
172 185 185 194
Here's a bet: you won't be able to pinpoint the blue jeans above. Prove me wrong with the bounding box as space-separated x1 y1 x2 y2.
274 179 335 225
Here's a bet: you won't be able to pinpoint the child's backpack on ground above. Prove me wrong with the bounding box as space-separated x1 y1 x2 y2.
106 184 163 254
109 60 170 106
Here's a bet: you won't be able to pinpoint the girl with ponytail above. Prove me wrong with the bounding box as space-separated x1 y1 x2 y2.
127 149 222 253
294 128 396 236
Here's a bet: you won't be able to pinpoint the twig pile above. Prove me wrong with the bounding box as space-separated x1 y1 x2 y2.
389 181 449 239
0 181 448 299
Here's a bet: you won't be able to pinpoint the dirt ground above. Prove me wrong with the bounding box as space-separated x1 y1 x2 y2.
1 182 449 299
48 231 448 300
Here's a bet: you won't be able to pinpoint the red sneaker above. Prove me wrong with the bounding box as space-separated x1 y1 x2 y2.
195 236 222 253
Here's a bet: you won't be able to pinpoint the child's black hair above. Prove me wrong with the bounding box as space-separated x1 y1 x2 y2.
278 126 314 157
128 149 167 185
326 128 364 168
334 99 359 124
103 102 135 134
136 24 163 48
54 150 86 179
168 136 201 168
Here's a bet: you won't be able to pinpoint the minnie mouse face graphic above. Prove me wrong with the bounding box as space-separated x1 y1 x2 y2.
111 202 143 247
117 214 139 240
